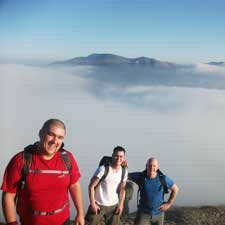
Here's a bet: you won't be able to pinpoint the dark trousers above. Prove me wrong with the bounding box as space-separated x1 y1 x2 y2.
85 204 121 225
134 209 165 225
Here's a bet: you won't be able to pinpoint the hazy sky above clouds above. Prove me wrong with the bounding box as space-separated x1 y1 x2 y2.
0 0 225 63
1 63 225 220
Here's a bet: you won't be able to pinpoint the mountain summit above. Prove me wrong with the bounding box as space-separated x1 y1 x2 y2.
50 53 176 68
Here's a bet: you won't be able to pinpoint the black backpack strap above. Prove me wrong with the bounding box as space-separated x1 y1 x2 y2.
121 166 126 183
98 164 110 184
20 143 37 190
97 156 111 184
158 170 169 200
94 164 109 190
60 149 72 171
158 170 169 193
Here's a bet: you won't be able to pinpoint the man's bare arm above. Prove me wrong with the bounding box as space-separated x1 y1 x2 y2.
2 192 17 223
69 181 85 225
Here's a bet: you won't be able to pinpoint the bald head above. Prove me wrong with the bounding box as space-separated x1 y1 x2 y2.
39 118 66 137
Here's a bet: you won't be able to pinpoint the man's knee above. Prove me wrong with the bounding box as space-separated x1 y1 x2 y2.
85 207 102 225
85 214 101 225
134 210 150 225
151 213 164 225
108 214 121 225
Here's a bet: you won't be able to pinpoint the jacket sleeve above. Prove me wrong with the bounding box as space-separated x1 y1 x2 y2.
1 152 24 193
128 172 142 186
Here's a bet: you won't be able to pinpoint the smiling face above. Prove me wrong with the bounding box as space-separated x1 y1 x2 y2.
39 123 65 159
112 150 125 168
146 158 159 178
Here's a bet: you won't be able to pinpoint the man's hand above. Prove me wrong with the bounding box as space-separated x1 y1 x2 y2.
160 183 179 212
90 202 100 215
75 213 85 225
121 160 128 168
159 202 171 212
115 204 124 216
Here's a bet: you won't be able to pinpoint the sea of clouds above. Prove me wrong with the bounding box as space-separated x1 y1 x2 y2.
1 63 225 220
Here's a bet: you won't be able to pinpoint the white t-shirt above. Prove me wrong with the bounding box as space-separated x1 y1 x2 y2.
94 165 128 206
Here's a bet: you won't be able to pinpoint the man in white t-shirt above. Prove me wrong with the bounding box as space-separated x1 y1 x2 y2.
85 146 128 225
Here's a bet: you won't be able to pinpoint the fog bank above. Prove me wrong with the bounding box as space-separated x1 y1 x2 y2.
1 64 225 220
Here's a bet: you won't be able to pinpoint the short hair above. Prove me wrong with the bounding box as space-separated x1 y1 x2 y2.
113 146 126 154
146 157 159 167
40 118 66 134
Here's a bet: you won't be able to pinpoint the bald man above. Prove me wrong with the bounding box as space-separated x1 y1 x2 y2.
129 157 179 225
1 119 84 225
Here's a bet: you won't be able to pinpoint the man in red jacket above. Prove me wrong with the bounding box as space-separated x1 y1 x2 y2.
1 118 85 225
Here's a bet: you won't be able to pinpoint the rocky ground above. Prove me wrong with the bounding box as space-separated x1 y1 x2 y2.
83 205 225 225
163 205 225 225
1 205 225 225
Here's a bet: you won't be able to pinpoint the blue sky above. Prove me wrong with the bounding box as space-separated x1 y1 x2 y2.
0 0 225 63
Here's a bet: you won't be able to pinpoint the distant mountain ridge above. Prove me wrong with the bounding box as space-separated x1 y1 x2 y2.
50 53 225 69
48 53 225 90
206 61 225 67
50 53 176 68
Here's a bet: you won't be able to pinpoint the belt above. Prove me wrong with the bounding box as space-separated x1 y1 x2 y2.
32 202 69 216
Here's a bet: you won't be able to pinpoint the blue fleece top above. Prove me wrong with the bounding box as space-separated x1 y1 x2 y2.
129 172 174 216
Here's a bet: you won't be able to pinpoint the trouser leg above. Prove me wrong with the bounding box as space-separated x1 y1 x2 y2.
85 205 104 225
133 209 151 225
151 213 165 225
103 205 121 225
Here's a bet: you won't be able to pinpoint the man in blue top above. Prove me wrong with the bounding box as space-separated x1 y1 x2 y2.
129 157 179 225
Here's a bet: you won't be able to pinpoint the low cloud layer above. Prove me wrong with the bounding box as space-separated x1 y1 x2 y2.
53 63 225 100
1 64 225 220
